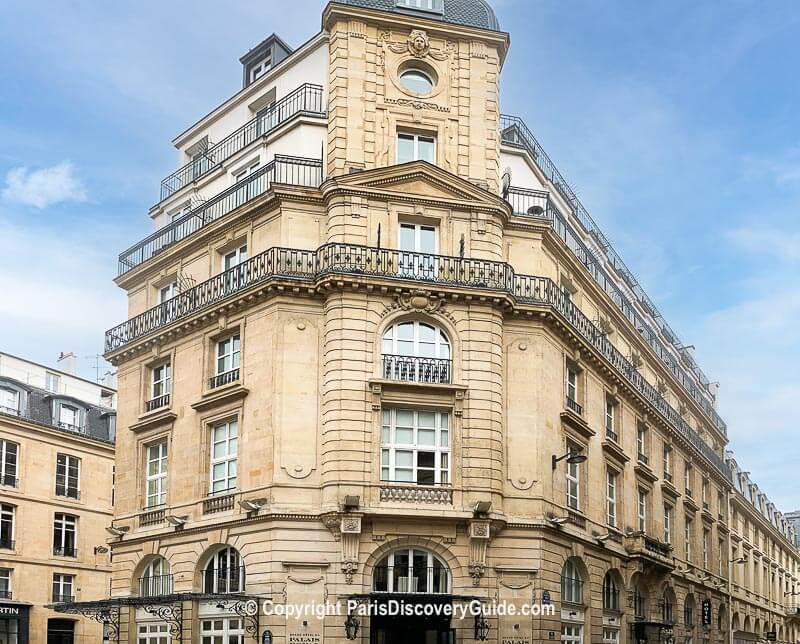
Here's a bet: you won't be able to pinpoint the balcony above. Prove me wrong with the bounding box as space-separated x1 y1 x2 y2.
203 492 235 514
203 566 245 594
0 474 18 488
119 155 323 275
139 508 165 527
624 532 674 571
565 396 583 416
0 590 10 600
145 394 170 412
382 354 452 384
53 546 77 558
56 421 86 434
105 243 733 484
52 594 75 603
209 368 239 389
500 114 726 438
379 482 453 504
139 574 174 597
159 83 324 201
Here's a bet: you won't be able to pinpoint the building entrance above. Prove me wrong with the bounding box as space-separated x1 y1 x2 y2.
46 619 74 644
370 612 455 644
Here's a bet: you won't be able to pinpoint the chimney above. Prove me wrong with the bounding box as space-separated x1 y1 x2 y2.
57 351 77 375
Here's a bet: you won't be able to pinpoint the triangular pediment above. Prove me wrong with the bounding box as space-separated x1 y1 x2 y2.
321 161 509 211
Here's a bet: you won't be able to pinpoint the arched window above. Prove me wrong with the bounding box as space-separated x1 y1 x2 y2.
203 547 244 593
373 549 449 594
139 556 172 597
634 585 647 620
662 589 675 623
602 571 620 611
684 595 696 628
381 321 451 384
561 560 583 604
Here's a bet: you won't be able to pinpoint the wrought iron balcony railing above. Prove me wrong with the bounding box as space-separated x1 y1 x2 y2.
52 593 75 603
0 474 18 488
118 155 323 275
382 354 452 384
159 83 325 200
0 405 113 445
145 394 170 412
209 368 239 389
105 243 732 482
372 566 449 594
139 573 174 597
53 546 77 558
0 590 11 600
565 396 583 416
501 116 726 437
203 566 245 594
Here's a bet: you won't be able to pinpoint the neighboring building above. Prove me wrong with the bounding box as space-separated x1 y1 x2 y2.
787 512 800 549
61 1 799 643
0 351 116 644
725 456 800 644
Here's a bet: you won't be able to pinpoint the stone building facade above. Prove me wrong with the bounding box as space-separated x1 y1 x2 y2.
0 352 116 643
63 1 799 643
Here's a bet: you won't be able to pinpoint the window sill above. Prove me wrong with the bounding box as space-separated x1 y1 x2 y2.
560 408 595 439
368 379 466 416
601 438 629 464
191 382 249 412
634 461 658 484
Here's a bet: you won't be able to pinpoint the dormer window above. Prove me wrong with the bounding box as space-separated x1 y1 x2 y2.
396 0 444 14
239 34 293 89
0 388 19 415
52 400 84 432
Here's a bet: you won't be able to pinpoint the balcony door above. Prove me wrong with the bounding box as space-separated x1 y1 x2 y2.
398 223 437 279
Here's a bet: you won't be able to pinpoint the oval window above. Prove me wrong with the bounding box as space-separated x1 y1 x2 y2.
399 69 434 94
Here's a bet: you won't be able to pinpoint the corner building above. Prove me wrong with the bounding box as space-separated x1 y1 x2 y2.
72 1 800 643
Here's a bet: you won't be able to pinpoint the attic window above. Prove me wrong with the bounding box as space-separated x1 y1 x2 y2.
248 54 272 84
396 0 444 14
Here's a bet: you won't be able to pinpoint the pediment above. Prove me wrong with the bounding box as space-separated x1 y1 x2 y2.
322 161 509 211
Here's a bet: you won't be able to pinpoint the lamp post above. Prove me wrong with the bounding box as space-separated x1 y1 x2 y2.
552 448 588 471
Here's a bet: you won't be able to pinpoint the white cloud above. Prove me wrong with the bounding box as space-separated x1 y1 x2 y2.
728 227 800 264
2 161 87 209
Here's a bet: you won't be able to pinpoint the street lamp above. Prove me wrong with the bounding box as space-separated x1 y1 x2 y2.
552 448 587 470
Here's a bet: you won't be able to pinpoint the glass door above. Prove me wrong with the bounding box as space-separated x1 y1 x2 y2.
398 223 437 279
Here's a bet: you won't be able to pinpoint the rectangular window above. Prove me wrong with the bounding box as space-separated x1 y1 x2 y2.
151 363 171 399
602 629 619 644
606 469 617 527
137 623 170 644
0 505 14 549
664 504 673 544
46 372 61 393
58 403 80 430
637 489 648 532
566 448 581 511
0 387 19 414
210 420 238 494
702 479 709 510
396 0 442 13
0 440 18 487
561 624 583 644
146 441 168 508
52 573 75 602
380 409 450 485
216 334 241 376
223 244 248 270
55 454 80 499
158 281 178 303
685 462 693 496
685 516 693 561
0 568 10 599
719 538 725 576
604 396 618 441
397 131 435 164
636 423 647 463
663 444 672 482
565 365 578 403
233 160 260 183
53 513 77 557
200 618 244 644
703 529 710 569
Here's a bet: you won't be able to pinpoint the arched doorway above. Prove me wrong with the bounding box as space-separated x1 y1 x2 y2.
370 548 453 644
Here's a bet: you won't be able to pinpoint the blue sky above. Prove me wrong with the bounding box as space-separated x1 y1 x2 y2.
1 1 798 509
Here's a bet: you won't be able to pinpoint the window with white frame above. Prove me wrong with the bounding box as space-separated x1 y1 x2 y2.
602 572 619 612
57 402 81 430
685 516 693 561
216 334 241 377
636 422 647 463
201 618 244 644
663 444 672 482
561 624 583 644
55 454 80 498
396 0 442 13
565 446 581 511
0 387 19 414
45 372 61 393
664 504 673 544
637 488 648 532
203 546 243 593
372 548 450 594
140 557 171 597
380 408 449 485
702 479 709 509
685 462 693 496
0 568 10 599
718 538 725 576
398 222 437 254
223 244 248 271
168 202 192 223
0 440 18 487
561 560 583 604
606 468 617 527
397 131 435 164
210 420 238 494
137 622 170 644
565 363 579 404
232 159 260 184
703 528 710 569
602 628 619 644
605 395 618 440
381 320 451 383
52 573 74 602
53 513 77 557
158 281 178 303
151 363 171 400
0 504 14 548
145 441 168 508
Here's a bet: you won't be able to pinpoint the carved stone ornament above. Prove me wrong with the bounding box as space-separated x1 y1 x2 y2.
398 291 444 314
342 559 359 584
387 29 450 61
468 562 486 585
468 519 492 586
324 513 362 584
